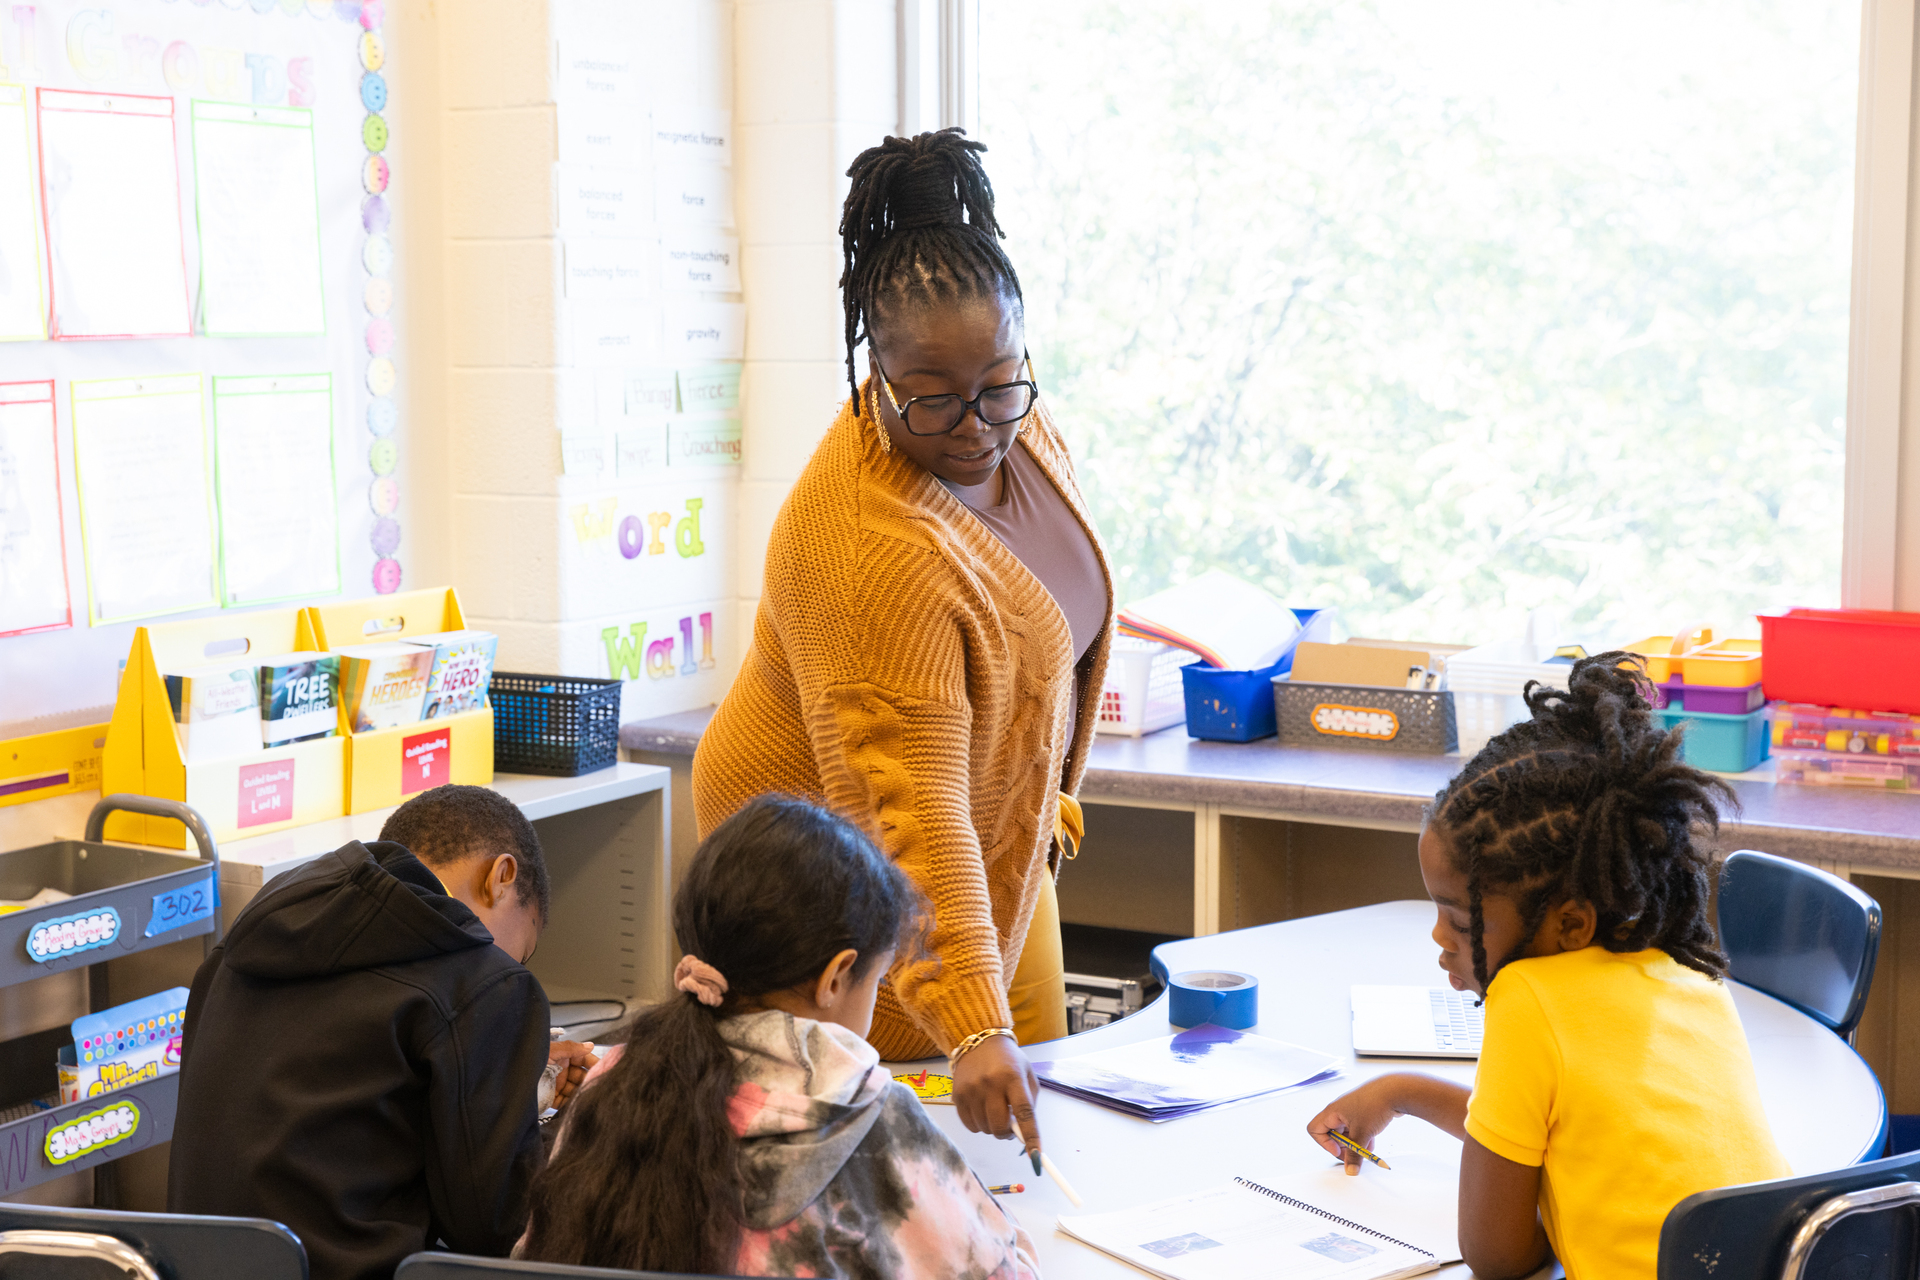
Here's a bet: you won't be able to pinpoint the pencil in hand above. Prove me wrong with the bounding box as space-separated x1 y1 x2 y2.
1327 1128 1390 1173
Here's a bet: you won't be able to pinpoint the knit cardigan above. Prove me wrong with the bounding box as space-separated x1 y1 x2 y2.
692 387 1114 1061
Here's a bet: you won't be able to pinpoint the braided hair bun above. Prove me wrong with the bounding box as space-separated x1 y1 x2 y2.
1428 652 1734 990
839 129 1025 413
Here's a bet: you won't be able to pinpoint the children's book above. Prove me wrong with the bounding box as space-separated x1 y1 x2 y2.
337 644 433 732
1059 1176 1441 1280
404 629 497 719
162 663 263 763
1032 1025 1340 1121
257 651 339 747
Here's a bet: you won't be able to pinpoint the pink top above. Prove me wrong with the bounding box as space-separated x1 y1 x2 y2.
948 439 1107 667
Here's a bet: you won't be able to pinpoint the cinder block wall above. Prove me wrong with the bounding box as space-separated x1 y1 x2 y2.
399 0 896 715
734 0 896 648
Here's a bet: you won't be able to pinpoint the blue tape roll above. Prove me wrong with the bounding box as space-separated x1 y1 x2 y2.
1168 970 1259 1029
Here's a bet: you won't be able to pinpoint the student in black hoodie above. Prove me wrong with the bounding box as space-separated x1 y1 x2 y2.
168 785 596 1280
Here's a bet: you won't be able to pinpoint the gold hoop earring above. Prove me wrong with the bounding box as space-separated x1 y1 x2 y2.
869 383 891 454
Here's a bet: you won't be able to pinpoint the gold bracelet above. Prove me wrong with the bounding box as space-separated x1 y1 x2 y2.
948 1026 1017 1064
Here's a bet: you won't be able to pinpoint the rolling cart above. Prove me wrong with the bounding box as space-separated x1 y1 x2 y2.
0 795 221 1199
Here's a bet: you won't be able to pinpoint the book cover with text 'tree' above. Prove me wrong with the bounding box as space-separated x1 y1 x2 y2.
258 651 340 747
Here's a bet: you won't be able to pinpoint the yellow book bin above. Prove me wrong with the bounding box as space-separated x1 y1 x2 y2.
101 609 348 848
303 587 494 815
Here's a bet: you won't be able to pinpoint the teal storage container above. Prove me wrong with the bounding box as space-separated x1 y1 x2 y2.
1654 706 1770 773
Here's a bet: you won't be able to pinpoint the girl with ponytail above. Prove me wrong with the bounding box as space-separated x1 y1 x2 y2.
518 794 1039 1279
1304 655 1790 1280
693 128 1113 1159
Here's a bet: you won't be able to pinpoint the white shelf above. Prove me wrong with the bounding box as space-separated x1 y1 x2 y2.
213 763 671 886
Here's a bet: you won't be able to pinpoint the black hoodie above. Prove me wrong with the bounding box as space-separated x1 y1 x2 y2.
167 840 549 1280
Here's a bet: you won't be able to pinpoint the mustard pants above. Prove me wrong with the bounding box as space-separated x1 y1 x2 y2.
1009 873 1068 1045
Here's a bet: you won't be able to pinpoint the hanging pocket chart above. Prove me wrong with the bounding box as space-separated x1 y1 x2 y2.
0 86 46 342
71 374 217 625
0 380 71 636
212 373 340 607
37 90 192 340
191 103 327 338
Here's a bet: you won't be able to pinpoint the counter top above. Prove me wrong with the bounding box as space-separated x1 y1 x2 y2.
623 708 1920 871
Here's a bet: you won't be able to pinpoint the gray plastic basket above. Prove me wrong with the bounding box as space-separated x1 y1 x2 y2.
1273 680 1458 755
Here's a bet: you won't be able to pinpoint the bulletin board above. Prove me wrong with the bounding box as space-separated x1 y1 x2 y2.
0 0 398 734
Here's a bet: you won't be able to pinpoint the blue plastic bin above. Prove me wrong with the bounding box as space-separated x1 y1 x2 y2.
1654 705 1770 773
1182 608 1335 742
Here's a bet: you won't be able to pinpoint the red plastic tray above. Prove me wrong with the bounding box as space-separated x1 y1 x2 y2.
1759 609 1920 714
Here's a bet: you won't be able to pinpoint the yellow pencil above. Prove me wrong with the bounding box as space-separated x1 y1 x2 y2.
1327 1129 1390 1170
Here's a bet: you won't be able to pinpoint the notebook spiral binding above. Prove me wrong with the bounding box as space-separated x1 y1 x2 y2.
1233 1177 1435 1257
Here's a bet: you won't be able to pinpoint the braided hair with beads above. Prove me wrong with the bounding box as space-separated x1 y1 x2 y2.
839 128 1025 413
1428 653 1734 993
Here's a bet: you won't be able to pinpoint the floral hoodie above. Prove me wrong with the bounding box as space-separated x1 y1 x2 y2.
728 1010 1039 1279
579 1010 1040 1279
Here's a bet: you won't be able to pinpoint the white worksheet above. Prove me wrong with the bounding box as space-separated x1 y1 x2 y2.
38 90 191 339
71 374 217 624
212 373 340 606
191 102 327 336
0 86 46 341
0 381 70 635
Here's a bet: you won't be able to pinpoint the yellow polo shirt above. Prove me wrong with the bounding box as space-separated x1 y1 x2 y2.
1465 947 1791 1280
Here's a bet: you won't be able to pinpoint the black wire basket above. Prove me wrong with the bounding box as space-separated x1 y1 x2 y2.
490 673 623 776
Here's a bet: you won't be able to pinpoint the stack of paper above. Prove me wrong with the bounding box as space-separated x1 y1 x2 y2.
1032 1025 1340 1122
1118 570 1301 670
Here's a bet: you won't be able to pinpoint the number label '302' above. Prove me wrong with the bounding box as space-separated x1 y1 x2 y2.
145 877 215 939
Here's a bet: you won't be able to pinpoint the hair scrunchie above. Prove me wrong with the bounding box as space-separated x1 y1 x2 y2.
673 954 729 1007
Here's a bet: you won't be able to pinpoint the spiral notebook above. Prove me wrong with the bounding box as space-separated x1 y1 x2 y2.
1058 1176 1442 1280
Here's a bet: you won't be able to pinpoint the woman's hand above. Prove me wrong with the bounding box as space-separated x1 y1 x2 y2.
952 1036 1044 1161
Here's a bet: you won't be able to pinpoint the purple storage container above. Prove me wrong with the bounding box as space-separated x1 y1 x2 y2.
1651 680 1765 715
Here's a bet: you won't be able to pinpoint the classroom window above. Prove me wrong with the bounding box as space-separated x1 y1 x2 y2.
980 1 1859 642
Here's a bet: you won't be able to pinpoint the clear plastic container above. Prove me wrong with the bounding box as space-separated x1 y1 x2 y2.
1096 638 1189 737
1767 703 1920 758
1773 748 1920 792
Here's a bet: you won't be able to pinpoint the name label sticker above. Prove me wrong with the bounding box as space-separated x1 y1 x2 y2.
145 876 215 938
44 1100 140 1166
26 906 121 963
402 727 451 794
1310 703 1401 742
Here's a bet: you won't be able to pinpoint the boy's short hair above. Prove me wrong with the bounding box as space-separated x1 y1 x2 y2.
380 785 550 923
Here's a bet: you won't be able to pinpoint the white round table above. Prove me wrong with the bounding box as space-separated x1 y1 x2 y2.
895 900 1885 1280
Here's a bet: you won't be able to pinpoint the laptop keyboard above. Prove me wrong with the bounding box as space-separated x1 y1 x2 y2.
1429 989 1485 1052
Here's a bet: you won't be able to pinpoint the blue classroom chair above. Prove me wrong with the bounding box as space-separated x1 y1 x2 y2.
0 1202 305 1279
1659 1148 1920 1278
398 1253 735 1280
1719 850 1882 1041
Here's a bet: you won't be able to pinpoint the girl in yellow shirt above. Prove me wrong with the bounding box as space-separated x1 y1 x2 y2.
1307 654 1791 1280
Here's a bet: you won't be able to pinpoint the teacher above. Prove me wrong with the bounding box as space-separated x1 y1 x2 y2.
692 129 1112 1147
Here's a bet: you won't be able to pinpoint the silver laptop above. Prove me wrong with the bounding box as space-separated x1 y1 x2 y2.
1350 985 1484 1058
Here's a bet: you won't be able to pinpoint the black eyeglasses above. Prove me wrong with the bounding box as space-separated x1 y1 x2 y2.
874 351 1039 436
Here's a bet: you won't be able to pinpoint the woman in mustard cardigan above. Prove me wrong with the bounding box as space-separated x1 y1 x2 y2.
692 130 1112 1159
